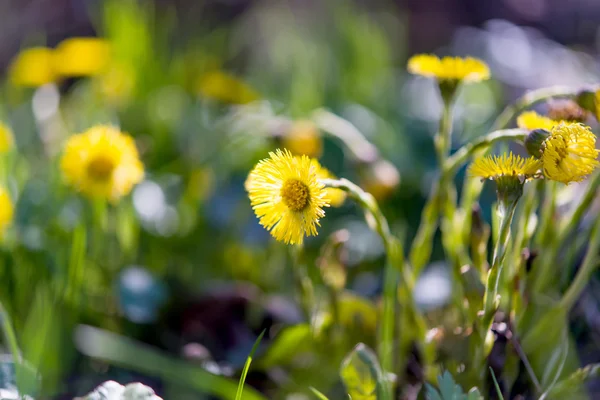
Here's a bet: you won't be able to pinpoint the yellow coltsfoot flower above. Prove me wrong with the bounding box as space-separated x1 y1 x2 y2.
246 149 330 245
0 187 13 233
407 54 490 83
407 54 490 102
60 125 144 202
53 37 111 77
9 47 57 87
470 153 541 181
539 123 599 184
470 152 541 203
517 111 561 131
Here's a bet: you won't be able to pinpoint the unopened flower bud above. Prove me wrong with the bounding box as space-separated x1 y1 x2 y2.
524 128 550 158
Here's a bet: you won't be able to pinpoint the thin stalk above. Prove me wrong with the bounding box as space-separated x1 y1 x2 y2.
435 99 454 165
445 129 528 175
290 245 315 320
490 86 578 131
482 198 520 330
321 178 425 399
559 217 600 311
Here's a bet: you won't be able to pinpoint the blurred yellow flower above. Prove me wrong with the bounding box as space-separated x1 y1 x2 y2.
540 123 599 184
0 123 14 154
315 163 346 208
53 37 111 77
469 152 541 181
0 187 14 232
282 120 323 158
516 111 559 131
360 159 400 201
60 125 144 202
9 47 57 87
407 54 490 83
246 149 330 244
197 70 259 104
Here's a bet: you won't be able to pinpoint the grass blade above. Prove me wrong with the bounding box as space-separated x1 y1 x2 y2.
75 324 267 400
235 329 266 400
489 367 504 400
309 386 330 400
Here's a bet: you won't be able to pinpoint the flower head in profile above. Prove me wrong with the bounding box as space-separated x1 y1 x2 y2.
540 123 599 184
0 123 14 154
407 54 490 83
60 125 144 202
0 187 13 233
9 47 57 87
246 149 330 244
517 111 560 131
53 37 111 77
470 152 541 203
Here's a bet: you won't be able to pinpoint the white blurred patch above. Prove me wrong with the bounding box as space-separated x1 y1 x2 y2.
414 263 452 311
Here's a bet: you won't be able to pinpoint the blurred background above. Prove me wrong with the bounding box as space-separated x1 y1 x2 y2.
1 0 600 399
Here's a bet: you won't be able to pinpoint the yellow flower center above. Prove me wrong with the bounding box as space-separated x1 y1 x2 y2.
87 155 115 181
281 179 310 211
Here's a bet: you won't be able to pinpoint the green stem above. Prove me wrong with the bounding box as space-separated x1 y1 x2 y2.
311 109 379 164
321 178 423 399
290 245 314 320
490 86 578 131
435 99 454 165
482 197 520 329
559 217 600 312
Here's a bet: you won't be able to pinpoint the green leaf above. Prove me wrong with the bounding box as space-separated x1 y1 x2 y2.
309 387 330 400
543 363 600 400
540 330 569 391
258 324 312 369
74 325 267 400
340 343 381 400
425 371 483 400
235 329 265 400
489 367 503 400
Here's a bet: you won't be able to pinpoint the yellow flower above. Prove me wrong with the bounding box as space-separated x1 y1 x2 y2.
0 123 14 154
516 111 560 131
246 149 330 244
197 70 259 104
315 164 346 208
469 152 541 181
407 54 490 83
60 125 144 202
53 37 111 77
9 47 57 87
282 120 323 158
540 123 599 184
0 187 13 232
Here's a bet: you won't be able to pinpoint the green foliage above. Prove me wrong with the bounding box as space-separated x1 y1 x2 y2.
425 371 483 400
